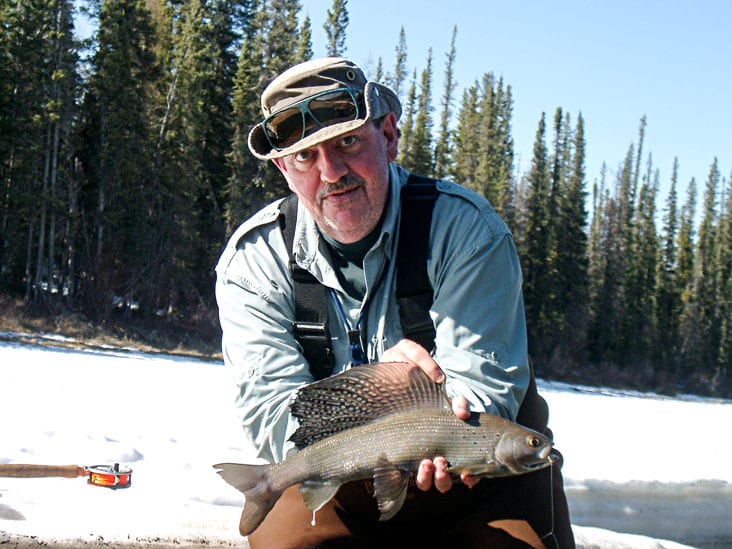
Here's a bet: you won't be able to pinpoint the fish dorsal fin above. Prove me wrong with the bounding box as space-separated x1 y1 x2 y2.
289 362 449 448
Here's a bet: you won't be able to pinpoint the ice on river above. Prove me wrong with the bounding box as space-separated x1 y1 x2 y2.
1 334 730 547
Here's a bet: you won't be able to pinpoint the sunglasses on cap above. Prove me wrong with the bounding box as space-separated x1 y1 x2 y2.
261 88 364 151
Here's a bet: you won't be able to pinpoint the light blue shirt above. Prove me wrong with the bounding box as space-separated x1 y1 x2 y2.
215 164 529 463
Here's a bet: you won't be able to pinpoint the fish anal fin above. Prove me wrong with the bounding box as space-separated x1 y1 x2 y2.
299 480 341 513
372 454 411 521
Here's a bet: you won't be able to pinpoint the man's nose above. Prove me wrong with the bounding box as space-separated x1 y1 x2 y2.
316 147 348 183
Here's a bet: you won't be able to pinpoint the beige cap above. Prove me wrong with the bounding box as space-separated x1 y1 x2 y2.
248 57 401 160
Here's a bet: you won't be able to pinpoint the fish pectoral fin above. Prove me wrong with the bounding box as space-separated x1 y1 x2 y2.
447 462 506 477
372 454 411 522
299 481 342 513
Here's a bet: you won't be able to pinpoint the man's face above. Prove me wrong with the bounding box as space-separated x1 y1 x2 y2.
273 113 399 244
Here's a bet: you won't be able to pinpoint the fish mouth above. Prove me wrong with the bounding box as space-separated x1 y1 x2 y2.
524 459 551 471
522 446 554 471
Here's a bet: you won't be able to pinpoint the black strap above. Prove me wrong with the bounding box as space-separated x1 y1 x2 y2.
279 195 334 380
280 173 439 379
280 178 548 435
397 174 439 352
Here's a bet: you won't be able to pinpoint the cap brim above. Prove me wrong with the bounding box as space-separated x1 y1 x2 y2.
248 82 401 160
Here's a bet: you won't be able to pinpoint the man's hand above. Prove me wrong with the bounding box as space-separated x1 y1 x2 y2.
381 338 444 383
382 339 481 492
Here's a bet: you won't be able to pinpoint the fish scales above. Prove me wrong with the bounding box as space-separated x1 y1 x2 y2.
269 408 499 491
214 362 553 536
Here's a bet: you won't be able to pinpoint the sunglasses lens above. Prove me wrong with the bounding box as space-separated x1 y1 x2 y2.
263 89 361 151
309 90 359 126
264 107 306 149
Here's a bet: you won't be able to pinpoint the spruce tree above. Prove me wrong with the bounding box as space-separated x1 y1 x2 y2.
396 69 417 167
433 26 457 179
406 50 434 175
374 57 384 82
0 0 78 303
297 14 313 60
676 179 697 302
714 171 732 393
148 0 241 314
680 159 720 385
608 143 636 364
473 74 498 204
249 0 303 203
78 0 159 316
625 155 659 363
587 164 608 298
549 108 567 231
389 26 408 102
226 0 268 230
552 112 589 365
323 0 348 57
262 0 302 80
542 107 568 345
522 113 552 360
587 169 625 366
477 76 514 220
496 81 515 225
654 158 681 375
452 82 480 191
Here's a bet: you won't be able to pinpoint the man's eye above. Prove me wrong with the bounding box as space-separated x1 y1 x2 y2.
294 149 313 162
339 135 357 147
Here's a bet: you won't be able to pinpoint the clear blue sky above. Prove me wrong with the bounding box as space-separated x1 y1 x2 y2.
302 0 732 208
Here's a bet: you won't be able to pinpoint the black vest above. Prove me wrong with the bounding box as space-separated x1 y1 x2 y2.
278 173 438 380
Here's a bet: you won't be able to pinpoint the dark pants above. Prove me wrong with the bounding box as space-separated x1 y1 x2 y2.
246 456 574 549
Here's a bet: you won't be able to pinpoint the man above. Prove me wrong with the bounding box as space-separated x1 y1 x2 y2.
216 57 573 548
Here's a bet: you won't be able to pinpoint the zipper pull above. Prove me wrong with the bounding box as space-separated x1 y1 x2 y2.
347 329 365 366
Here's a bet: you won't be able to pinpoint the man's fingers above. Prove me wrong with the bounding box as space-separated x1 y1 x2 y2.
433 457 452 493
382 339 444 383
415 459 435 491
416 458 454 493
451 395 471 420
461 471 481 489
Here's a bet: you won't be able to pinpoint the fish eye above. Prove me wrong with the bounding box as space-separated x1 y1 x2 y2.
527 436 542 448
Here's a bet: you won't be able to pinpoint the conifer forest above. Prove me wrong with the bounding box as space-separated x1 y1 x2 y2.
1 1 729 396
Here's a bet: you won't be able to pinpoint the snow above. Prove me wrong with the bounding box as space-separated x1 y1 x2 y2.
1 333 730 548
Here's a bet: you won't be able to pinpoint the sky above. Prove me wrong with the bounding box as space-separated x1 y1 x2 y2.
1 334 730 547
300 0 732 208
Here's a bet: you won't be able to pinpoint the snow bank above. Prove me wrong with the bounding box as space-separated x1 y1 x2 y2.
1 335 729 547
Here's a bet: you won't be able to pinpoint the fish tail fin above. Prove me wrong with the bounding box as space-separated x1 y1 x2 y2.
213 462 281 536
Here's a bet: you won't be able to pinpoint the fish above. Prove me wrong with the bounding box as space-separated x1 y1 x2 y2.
214 362 553 536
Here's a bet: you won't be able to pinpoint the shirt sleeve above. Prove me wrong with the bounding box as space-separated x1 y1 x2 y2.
429 189 530 421
215 221 311 463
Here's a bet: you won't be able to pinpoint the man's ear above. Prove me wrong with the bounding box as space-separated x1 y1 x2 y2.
381 113 399 162
272 157 286 174
271 158 296 193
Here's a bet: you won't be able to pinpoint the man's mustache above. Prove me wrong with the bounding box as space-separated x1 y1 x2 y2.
318 177 363 200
